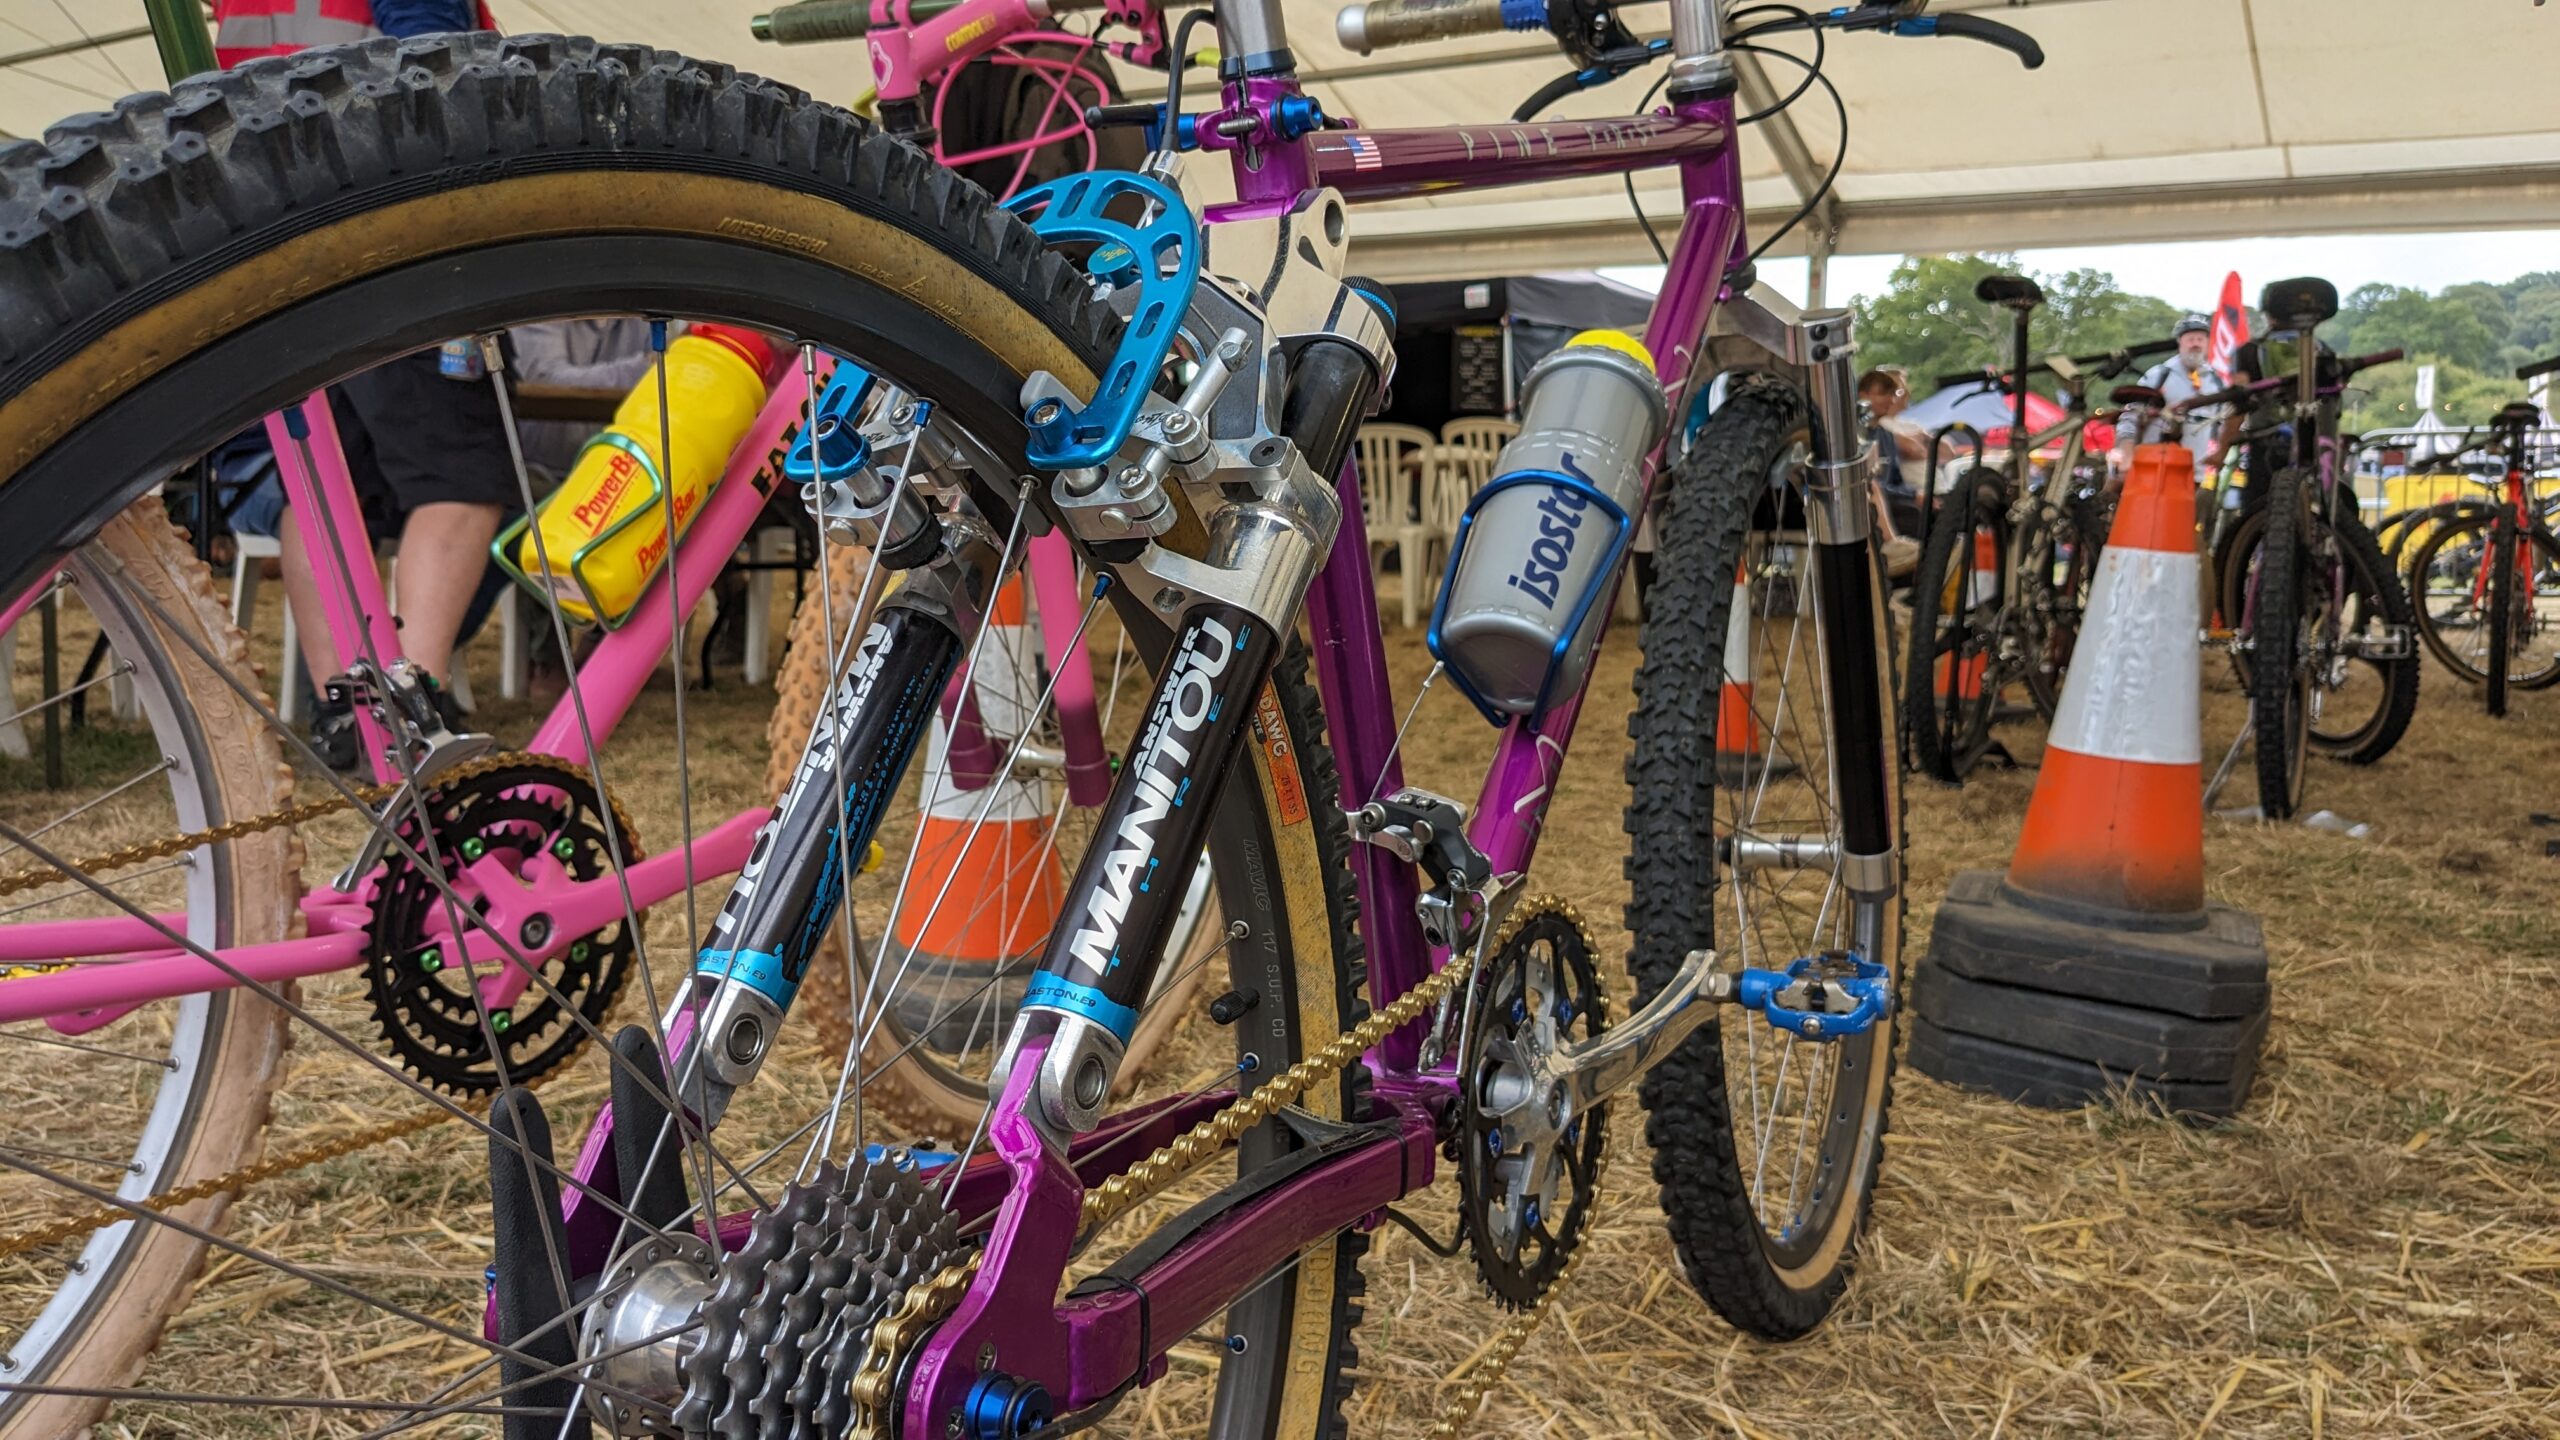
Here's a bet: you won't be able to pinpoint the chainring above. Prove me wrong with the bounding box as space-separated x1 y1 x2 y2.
1458 900 1610 1310
364 758 640 1093
673 1156 969 1440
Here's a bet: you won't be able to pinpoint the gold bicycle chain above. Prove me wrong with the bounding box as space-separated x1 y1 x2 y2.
847 895 1604 1440
0 749 616 1258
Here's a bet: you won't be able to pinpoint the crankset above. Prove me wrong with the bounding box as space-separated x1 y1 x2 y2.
364 758 641 1093
1459 898 1610 1309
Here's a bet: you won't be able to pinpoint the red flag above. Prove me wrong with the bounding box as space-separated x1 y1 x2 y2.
2208 271 2249 383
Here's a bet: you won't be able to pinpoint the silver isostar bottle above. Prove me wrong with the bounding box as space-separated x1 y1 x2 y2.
1432 330 1667 717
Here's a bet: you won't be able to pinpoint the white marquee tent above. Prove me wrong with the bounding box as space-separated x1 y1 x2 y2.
4 1 2554 287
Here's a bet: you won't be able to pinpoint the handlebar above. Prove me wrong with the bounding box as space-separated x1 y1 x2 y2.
1337 0 2042 62
2520 352 2560 382
2340 348 2404 377
1931 338 2178 394
1923 13 2044 70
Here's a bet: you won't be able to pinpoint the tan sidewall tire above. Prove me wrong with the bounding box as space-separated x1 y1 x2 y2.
0 505 298 1440
762 545 1208 1139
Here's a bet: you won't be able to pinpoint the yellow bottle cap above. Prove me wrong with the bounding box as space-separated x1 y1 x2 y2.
1566 329 1655 369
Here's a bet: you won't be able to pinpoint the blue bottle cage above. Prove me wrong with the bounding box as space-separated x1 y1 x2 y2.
1425 468 1634 726
781 356 882 487
1003 171 1201 470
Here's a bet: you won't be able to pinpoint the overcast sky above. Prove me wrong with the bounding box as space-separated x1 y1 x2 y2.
1600 229 2560 315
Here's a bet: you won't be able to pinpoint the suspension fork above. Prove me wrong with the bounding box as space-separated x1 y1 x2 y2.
997 336 1374 1136
668 560 997 1128
1797 310 1902 954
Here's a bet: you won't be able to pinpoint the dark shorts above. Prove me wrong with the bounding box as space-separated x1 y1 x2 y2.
329 348 521 519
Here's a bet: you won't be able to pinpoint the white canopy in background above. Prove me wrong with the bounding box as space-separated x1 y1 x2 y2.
4 1 2555 285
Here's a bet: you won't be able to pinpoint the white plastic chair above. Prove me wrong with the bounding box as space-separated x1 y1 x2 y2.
1353 423 1436 626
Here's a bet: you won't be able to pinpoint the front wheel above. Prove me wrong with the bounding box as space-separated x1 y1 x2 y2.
1625 375 1903 1338
2219 498 2420 767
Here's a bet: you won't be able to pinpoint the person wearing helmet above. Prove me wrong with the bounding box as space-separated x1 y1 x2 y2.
2112 314 2225 475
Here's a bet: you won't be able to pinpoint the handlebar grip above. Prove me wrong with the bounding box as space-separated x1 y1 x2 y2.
753 0 879 42
1926 13 2045 69
1337 0 1516 55
2343 348 2405 374
2520 353 2560 382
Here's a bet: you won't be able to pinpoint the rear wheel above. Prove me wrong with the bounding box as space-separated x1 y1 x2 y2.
0 34 1367 1434
1626 376 1903 1339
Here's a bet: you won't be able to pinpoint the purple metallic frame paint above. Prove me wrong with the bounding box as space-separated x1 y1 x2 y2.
888 44 1759 1419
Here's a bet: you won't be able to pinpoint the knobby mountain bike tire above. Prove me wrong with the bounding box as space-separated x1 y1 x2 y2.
0 34 1366 1437
2249 469 2311 820
1624 375 1904 1338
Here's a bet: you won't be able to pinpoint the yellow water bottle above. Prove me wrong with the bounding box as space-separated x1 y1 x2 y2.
518 323 780 624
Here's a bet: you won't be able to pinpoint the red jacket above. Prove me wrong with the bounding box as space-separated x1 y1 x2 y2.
213 0 499 68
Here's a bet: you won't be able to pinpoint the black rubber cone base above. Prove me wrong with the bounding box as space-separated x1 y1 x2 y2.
1909 1012 2265 1120
1926 869 2268 1018
1912 868 2271 1121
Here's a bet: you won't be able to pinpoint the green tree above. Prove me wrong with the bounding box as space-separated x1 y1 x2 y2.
1855 254 2183 397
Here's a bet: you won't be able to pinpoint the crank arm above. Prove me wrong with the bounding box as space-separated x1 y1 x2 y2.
1536 947 1895 1115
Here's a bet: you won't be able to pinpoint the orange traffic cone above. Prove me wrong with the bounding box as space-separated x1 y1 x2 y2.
1713 557 1767 784
880 577 1065 1050
1912 445 2269 1119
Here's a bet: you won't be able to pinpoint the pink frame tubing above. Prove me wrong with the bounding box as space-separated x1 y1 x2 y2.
0 354 1114 1035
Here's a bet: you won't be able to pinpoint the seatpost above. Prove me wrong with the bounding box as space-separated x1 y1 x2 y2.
2008 306 2034 475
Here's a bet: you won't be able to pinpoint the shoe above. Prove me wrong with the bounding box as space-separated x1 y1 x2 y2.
309 697 361 773
1882 535 1921 580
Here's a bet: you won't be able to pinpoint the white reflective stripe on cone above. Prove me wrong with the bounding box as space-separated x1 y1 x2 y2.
2044 547 2202 767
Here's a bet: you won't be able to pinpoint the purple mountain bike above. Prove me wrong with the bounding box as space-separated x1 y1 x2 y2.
0 0 2042 1434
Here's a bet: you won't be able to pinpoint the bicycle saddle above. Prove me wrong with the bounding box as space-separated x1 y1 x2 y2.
2258 276 2339 330
2109 384 2165 408
1974 274 2044 311
2496 400 2543 428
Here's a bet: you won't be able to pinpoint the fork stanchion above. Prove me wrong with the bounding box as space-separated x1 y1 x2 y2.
1911 444 2271 1120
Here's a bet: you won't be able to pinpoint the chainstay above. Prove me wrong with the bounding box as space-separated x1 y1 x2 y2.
0 750 620 1256
0 749 612 900
849 895 1594 1438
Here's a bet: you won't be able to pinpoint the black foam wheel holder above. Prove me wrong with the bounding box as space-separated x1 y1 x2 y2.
488 1087 592 1440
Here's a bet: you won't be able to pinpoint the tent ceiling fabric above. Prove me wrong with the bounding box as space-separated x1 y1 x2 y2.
5 3 2553 282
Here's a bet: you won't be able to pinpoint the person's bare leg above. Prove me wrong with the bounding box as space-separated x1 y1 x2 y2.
276 511 347 685
390 501 502 681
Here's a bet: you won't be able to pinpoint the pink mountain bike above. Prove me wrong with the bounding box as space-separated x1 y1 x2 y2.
0 0 2041 1433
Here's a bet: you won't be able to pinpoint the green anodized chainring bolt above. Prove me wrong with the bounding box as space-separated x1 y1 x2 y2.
460 837 487 861
551 836 576 860
416 946 442 974
490 1011 512 1033
569 940 591 963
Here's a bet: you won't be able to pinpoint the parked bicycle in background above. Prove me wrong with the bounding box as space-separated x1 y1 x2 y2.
2403 359 2560 713
1903 272 2173 782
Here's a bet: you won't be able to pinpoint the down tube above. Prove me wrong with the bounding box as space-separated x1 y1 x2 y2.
1462 193 1741 881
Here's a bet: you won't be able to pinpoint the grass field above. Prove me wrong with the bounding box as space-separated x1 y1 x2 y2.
4 548 2555 1438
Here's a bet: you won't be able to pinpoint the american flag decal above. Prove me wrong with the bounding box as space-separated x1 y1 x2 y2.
1344 134 1383 171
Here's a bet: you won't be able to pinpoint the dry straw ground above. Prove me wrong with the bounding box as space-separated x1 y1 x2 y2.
7 562 2556 1439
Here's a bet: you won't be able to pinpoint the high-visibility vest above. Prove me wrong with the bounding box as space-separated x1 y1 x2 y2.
213 1 499 67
